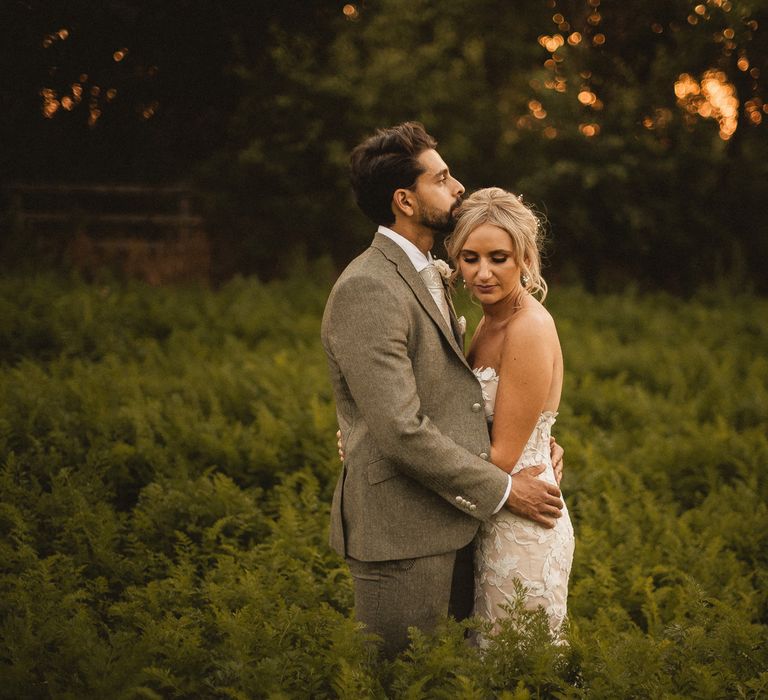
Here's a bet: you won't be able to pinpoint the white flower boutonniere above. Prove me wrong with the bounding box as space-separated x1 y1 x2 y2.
457 315 466 337
432 258 453 281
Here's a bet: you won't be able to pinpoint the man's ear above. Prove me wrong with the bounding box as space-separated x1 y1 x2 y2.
393 188 415 217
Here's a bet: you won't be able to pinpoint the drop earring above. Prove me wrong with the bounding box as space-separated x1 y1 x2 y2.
521 273 530 287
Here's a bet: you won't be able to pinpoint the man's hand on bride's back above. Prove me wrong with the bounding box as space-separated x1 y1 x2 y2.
506 466 563 528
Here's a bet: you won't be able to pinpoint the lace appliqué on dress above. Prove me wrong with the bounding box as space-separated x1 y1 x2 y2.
472 367 575 637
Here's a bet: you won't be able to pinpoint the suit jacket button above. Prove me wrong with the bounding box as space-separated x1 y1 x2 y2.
479 452 488 460
455 496 463 503
470 504 477 511
472 402 482 412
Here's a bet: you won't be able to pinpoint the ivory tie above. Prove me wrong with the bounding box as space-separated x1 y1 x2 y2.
419 264 451 326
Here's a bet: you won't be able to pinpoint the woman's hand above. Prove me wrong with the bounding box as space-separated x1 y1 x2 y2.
550 436 564 485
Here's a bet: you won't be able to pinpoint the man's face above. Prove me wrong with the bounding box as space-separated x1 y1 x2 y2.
411 149 465 234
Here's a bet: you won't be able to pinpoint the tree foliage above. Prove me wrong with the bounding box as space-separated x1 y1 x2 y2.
3 1 767 290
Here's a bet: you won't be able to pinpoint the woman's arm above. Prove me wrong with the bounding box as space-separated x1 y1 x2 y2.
489 310 557 472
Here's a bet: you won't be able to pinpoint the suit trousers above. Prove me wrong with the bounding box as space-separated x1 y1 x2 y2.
347 541 474 657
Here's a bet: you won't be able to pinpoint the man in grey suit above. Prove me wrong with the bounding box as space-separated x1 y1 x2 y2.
321 122 564 657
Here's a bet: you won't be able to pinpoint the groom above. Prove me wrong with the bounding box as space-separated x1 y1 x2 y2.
321 122 564 657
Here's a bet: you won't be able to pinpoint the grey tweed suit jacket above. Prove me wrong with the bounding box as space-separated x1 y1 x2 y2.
321 233 510 562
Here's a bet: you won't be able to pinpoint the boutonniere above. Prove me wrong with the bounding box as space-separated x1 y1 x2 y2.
432 258 453 281
457 315 466 337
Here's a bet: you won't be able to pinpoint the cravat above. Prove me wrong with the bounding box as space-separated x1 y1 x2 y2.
419 264 451 326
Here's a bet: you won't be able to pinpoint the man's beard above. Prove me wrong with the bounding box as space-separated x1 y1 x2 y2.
416 197 462 234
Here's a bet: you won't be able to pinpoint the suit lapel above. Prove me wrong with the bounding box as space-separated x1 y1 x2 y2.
372 233 468 365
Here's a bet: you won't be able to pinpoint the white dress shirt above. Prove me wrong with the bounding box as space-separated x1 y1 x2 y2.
377 225 512 513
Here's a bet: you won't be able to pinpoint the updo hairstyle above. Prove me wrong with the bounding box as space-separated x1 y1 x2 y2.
444 187 547 301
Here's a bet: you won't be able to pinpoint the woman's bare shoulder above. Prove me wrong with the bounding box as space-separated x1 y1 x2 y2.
506 297 556 338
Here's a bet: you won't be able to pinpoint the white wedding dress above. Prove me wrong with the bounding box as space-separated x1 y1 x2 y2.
472 367 575 636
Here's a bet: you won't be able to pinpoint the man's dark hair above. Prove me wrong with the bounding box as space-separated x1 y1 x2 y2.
349 121 437 226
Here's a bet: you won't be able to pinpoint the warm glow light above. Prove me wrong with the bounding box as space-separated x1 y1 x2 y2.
745 20 759 31
539 34 565 52
113 49 128 62
651 23 664 34
579 123 600 137
688 15 699 25
58 28 69 39
544 59 556 70
141 101 160 120
568 32 582 45
342 4 359 19
40 88 60 118
42 36 53 48
588 12 601 25
61 96 74 110
593 33 606 45
694 4 706 15
675 69 739 139
553 13 565 24
578 90 597 105
723 28 735 39
543 126 558 139
745 99 763 125
544 78 567 92
528 100 542 111
106 88 117 100
750 67 761 79
79 73 88 82
737 57 750 71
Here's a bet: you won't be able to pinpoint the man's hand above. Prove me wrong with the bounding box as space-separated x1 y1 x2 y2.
550 436 564 486
506 465 563 528
336 429 345 461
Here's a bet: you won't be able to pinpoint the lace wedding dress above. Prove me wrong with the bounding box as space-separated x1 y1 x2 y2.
472 367 575 635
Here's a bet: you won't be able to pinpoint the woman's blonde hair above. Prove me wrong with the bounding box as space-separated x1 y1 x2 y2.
444 187 547 301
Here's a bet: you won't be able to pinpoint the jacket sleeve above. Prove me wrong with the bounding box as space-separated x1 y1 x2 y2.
322 272 509 521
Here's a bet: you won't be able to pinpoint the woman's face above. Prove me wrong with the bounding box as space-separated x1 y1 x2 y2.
458 223 521 305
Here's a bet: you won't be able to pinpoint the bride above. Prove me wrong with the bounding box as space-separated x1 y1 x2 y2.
444 187 575 635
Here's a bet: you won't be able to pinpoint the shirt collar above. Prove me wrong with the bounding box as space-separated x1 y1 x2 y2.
377 225 434 272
